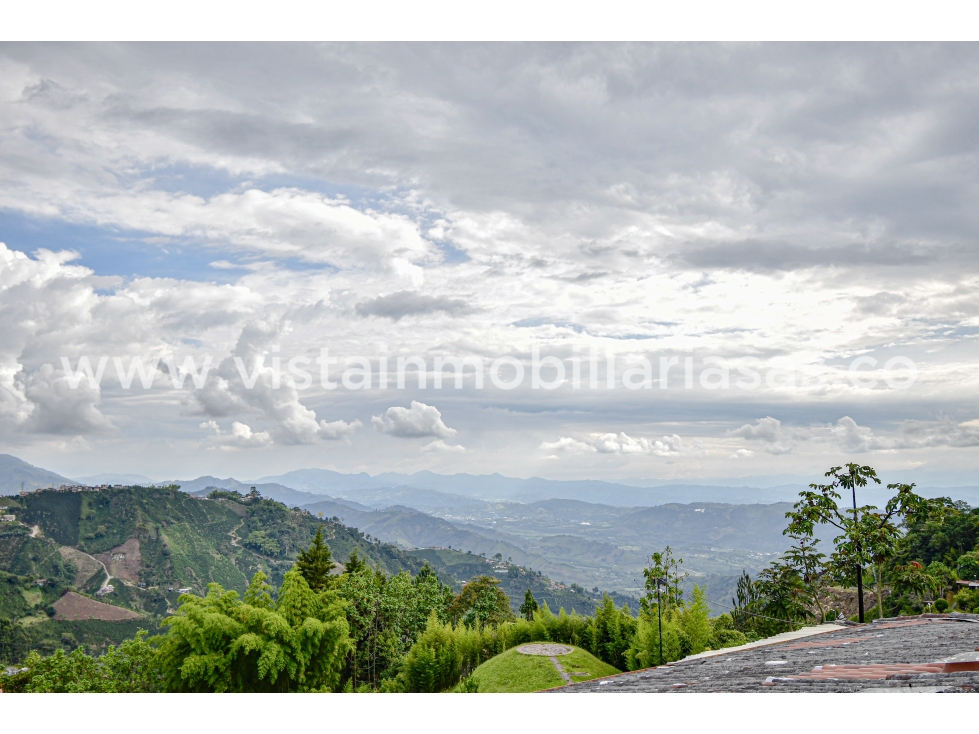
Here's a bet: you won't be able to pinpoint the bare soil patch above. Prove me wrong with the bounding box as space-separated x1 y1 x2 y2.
96 537 142 583
59 546 102 588
52 591 140 621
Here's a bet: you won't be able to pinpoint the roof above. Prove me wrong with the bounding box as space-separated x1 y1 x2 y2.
550 614 979 693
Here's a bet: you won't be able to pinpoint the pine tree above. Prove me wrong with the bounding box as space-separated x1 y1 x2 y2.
295 526 335 592
519 589 539 621
345 547 366 575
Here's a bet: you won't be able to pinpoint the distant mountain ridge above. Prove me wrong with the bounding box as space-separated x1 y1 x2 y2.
0 453 70 494
255 467 979 508
257 467 814 506
5 453 976 508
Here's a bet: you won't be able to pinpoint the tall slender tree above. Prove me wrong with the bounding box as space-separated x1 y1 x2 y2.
295 526 335 592
519 589 540 621
784 463 927 622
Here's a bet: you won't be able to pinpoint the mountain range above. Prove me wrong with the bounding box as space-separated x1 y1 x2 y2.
4 452 979 605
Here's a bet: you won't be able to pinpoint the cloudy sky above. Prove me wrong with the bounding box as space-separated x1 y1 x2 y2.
1 43 978 484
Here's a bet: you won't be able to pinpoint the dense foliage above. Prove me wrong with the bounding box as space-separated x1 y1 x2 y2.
2 631 159 692
731 465 979 634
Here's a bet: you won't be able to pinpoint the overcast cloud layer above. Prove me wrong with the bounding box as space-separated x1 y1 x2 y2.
0 43 978 485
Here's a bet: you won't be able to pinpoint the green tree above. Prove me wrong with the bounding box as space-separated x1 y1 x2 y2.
754 560 811 629
519 589 539 621
590 594 634 670
627 610 682 668
344 547 366 575
295 526 335 592
896 499 976 567
785 463 928 622
3 631 159 692
338 566 388 690
892 561 935 605
156 569 351 692
782 533 828 621
399 613 464 692
642 546 687 610
681 586 711 655
730 570 761 634
0 617 17 665
413 563 454 627
449 576 515 628
926 561 956 602
958 551 979 581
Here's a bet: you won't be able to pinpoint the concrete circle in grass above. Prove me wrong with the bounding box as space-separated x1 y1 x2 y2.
517 644 574 656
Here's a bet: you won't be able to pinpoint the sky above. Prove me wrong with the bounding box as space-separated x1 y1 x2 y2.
1 42 978 485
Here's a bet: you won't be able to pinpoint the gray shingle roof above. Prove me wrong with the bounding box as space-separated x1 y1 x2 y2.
550 614 979 693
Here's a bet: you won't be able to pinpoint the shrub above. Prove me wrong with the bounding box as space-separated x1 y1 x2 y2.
934 598 949 612
2 631 159 692
156 570 351 692
400 614 465 692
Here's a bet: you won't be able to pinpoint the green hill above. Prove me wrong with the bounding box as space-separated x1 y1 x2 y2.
0 486 432 660
465 644 619 692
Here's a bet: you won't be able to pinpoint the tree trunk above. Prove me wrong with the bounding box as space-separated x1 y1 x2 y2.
813 588 825 623
875 565 884 621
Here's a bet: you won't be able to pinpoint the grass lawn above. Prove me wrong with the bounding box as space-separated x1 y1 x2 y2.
465 644 620 693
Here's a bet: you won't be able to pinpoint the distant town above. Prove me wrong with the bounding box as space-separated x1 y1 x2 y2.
18 484 133 497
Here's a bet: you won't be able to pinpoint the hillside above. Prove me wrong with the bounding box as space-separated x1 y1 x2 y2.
408 548 638 615
0 485 638 663
0 486 432 660
303 494 801 597
0 454 69 494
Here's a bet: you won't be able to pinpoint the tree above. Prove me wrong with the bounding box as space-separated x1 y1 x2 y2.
859 513 902 619
642 546 687 611
681 586 711 655
927 561 956 602
399 613 464 692
731 570 760 633
519 589 539 621
156 570 351 692
413 563 453 627
590 594 635 670
898 500 978 567
782 533 828 621
0 617 17 665
892 561 934 605
295 526 335 592
754 560 811 629
958 551 979 581
2 631 160 692
449 576 515 628
338 566 388 690
345 547 366 575
785 463 928 622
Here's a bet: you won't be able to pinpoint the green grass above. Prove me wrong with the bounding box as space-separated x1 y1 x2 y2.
465 644 620 692
560 647 620 683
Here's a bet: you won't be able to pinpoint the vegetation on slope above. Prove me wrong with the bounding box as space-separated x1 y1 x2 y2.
0 486 436 662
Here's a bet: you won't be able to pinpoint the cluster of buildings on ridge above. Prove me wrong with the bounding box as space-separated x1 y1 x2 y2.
18 483 132 497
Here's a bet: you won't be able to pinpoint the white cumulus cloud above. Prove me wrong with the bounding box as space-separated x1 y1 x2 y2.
372 401 456 439
421 439 466 453
540 432 682 456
